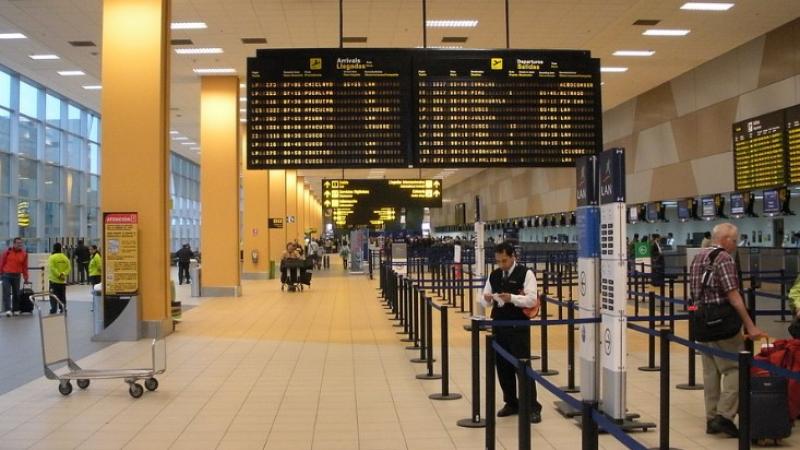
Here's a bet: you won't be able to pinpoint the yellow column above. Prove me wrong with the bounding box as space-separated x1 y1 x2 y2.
268 170 287 269
101 0 171 337
242 129 269 279
297 177 305 240
285 170 298 243
199 76 241 297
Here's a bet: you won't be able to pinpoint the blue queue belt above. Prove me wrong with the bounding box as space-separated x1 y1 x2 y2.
474 317 601 328
590 409 650 450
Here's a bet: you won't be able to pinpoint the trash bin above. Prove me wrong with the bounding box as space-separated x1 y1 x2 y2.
92 284 103 336
190 264 201 297
269 260 276 280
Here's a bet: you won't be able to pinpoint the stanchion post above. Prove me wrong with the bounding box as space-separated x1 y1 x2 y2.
468 263 474 316
416 298 442 380
746 283 757 355
560 299 579 393
659 283 666 327
485 335 496 450
557 272 564 321
677 307 704 390
639 291 660 372
652 329 678 450
581 401 599 450
430 305 462 400
538 273 558 376
738 351 752 450
517 358 532 450
634 272 641 317
458 317 486 427
668 277 676 332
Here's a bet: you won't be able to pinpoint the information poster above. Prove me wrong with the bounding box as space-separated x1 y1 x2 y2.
103 213 139 295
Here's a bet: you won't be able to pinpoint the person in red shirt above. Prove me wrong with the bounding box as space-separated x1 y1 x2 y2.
1 237 29 317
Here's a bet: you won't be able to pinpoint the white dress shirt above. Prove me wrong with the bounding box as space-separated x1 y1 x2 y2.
481 261 538 309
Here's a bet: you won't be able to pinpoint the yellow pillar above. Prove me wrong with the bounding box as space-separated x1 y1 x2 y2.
285 170 298 243
199 76 241 297
242 130 269 279
268 170 287 267
101 0 171 337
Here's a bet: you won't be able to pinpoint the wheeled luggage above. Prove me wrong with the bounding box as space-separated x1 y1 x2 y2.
750 376 793 445
18 282 34 314
301 271 312 286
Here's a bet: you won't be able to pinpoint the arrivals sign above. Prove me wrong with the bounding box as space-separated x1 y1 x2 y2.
103 213 139 296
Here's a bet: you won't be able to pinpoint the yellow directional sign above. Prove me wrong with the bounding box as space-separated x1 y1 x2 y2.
491 58 503 70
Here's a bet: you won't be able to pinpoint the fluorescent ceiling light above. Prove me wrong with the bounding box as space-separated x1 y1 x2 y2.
600 67 628 73
0 33 26 39
173 136 189 141
239 83 246 88
680 2 734 11
171 22 207 30
170 130 179 135
175 47 223 55
190 147 200 151
193 68 236 74
239 97 246 102
426 20 478 28
181 142 196 146
57 70 85 76
643 29 691 36
82 85 102 90
613 50 655 57
240 118 247 122
239 108 246 113
29 54 59 60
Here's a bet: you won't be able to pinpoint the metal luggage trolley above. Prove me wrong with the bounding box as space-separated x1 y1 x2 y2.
34 292 166 398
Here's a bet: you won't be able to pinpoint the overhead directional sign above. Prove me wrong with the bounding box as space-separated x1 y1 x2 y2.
323 179 442 228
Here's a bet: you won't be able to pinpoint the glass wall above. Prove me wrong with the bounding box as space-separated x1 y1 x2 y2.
170 153 200 253
0 64 101 252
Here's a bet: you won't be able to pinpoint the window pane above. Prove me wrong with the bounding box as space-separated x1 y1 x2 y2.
46 94 61 128
45 127 61 164
0 71 10 109
67 104 81 135
67 134 82 170
18 116 39 158
89 142 100 174
67 171 83 205
88 114 99 142
65 204 81 236
0 108 10 153
44 202 61 238
17 200 36 239
43 164 60 202
18 158 37 198
87 175 99 207
0 152 9 195
19 81 39 118
87 207 99 240
0 198 9 243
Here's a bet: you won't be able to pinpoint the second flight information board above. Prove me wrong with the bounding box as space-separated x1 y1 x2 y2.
247 49 602 169
733 110 786 190
786 105 800 185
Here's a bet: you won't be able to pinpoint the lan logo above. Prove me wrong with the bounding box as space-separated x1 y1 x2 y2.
490 58 503 70
310 58 322 70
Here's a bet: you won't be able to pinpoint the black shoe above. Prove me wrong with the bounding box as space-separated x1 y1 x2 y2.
497 404 518 417
706 419 720 435
709 415 739 438
530 411 542 424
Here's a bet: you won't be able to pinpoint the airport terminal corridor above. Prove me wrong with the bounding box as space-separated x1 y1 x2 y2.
0 262 791 450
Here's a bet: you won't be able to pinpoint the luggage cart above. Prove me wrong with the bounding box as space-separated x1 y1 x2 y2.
34 293 166 398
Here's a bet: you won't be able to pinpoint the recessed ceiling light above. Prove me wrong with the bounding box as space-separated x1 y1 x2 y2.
613 50 655 57
601 67 628 73
170 130 179 134
0 33 26 40
173 136 189 141
239 108 246 113
680 2 734 11
171 22 207 30
29 54 59 60
239 97 246 102
426 20 478 28
175 47 223 55
193 68 236 74
239 83 246 88
601 82 606 86
82 85 102 90
181 142 196 145
643 29 691 36
190 147 200 151
57 70 85 76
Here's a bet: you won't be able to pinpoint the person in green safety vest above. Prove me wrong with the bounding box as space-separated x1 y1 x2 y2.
47 243 71 314
88 245 102 288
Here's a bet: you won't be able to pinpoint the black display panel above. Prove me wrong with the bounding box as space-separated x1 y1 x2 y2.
645 202 660 222
322 179 442 228
247 49 413 169
733 110 786 190
677 200 690 220
701 196 716 218
763 189 781 214
730 192 745 216
414 50 601 167
786 105 800 185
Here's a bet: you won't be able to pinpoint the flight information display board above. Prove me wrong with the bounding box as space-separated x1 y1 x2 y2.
414 50 601 167
322 179 442 228
247 49 412 169
786 105 800 184
733 110 786 190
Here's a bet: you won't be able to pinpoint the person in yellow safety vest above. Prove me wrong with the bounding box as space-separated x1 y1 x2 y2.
88 245 102 287
47 242 71 314
787 274 800 319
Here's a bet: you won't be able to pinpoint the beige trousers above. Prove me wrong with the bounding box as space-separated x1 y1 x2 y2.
701 333 744 421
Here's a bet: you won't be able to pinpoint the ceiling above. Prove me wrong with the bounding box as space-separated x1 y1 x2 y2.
0 0 798 198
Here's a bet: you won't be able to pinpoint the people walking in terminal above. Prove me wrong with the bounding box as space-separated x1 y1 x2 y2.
1 237 29 317
176 244 194 285
88 245 102 287
666 232 676 249
481 242 543 423
651 234 665 287
308 239 320 269
48 243 71 314
689 223 766 438
73 239 90 285
281 243 301 284
701 231 712 248
339 244 350 270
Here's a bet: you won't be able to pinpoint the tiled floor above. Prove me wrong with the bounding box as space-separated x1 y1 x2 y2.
0 263 795 449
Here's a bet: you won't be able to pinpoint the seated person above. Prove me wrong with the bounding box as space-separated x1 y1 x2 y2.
280 243 301 284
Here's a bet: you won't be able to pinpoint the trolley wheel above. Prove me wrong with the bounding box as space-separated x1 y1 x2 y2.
144 378 159 392
58 381 72 396
77 379 90 390
129 383 144 398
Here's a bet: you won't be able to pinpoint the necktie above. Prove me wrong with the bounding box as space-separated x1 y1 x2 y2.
503 271 509 282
